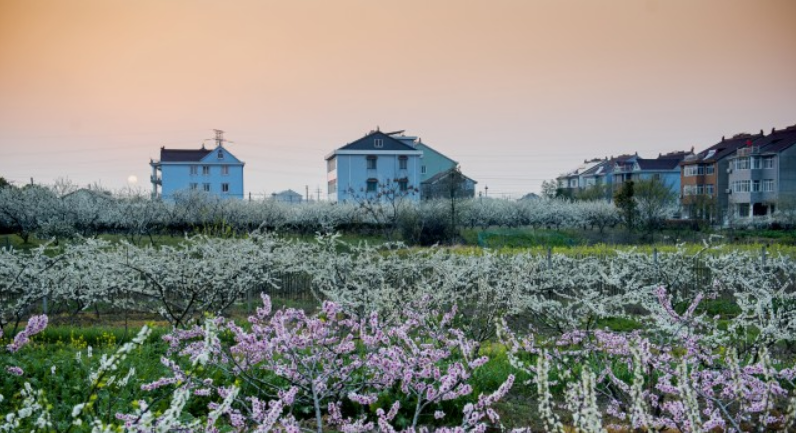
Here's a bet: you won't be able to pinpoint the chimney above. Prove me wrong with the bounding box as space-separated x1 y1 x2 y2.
721 136 725 142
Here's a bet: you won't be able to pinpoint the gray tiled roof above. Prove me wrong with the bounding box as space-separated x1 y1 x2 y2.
636 158 683 171
421 168 477 185
757 126 796 153
682 133 764 165
160 148 212 162
337 131 417 152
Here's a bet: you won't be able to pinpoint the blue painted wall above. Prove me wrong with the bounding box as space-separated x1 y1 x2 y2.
415 142 457 183
328 151 422 202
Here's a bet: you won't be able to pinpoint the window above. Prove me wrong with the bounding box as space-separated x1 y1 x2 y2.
327 158 336 172
202 165 210 175
752 157 761 169
217 150 224 159
221 183 229 193
763 157 775 169
203 183 211 192
706 184 714 196
696 185 704 195
398 179 408 192
735 157 750 170
328 180 337 194
374 139 383 148
738 203 750 217
421 165 427 174
684 164 714 176
732 180 750 193
190 183 198 190
399 156 408 170
366 156 377 169
752 180 760 192
763 179 775 192
221 166 229 176
190 165 198 175
366 179 378 192
682 185 694 196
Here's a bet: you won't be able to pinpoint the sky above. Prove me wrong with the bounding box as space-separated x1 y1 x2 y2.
1 0 795 199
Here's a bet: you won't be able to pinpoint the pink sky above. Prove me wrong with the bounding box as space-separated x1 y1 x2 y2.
1 0 795 198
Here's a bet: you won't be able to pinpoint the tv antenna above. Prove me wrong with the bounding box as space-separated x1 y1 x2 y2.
203 129 233 148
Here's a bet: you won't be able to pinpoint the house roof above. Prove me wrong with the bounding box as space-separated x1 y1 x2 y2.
273 189 302 197
756 124 796 153
337 131 418 152
559 158 605 179
160 147 212 162
421 168 477 185
681 133 764 165
580 159 611 177
636 157 682 171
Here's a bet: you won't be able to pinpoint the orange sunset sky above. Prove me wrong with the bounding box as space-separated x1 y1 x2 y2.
1 0 795 198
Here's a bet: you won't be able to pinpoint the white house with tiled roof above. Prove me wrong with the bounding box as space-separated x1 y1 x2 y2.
150 131 244 200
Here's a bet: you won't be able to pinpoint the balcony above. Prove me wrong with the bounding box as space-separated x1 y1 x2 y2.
150 176 162 185
737 146 760 157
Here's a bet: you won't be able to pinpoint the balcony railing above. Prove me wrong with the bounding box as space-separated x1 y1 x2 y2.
737 146 760 157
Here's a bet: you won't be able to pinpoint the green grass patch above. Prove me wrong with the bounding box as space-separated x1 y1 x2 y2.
595 316 644 332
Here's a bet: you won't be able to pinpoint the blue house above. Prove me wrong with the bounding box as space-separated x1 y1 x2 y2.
326 129 423 202
150 131 245 200
612 151 691 196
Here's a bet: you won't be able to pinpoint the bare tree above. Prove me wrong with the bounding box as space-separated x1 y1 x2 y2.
634 178 677 241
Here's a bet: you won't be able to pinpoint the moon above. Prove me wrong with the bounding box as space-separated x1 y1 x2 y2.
127 175 138 184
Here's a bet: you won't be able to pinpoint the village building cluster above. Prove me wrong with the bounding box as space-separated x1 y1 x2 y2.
556 124 796 222
148 123 795 224
149 128 476 203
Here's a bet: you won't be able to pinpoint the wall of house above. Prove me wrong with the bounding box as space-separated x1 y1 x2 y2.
332 152 421 203
160 162 244 199
642 170 681 195
780 145 796 203
727 151 781 217
415 143 457 183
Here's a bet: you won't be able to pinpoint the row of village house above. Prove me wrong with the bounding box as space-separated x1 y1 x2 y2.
556 123 796 221
149 128 477 203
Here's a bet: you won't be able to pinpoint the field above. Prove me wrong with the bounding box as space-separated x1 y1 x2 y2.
2 230 796 432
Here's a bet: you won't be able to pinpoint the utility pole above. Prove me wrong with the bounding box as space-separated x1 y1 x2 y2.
316 186 322 202
306 185 309 203
214 129 224 147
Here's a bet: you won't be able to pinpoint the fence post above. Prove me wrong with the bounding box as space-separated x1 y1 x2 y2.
42 294 48 315
547 247 552 270
247 287 253 314
653 247 658 267
761 245 767 267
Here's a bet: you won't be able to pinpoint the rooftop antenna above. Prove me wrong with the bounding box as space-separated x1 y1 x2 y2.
214 129 225 148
